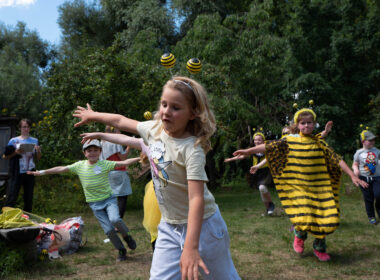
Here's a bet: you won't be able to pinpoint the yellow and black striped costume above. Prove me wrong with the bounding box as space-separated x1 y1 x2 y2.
265 134 342 239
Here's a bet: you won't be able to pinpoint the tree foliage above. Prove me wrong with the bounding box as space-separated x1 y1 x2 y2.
2 0 379 186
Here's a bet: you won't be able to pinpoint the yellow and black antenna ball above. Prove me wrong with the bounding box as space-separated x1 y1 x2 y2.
160 53 176 68
144 111 153 120
186 58 202 74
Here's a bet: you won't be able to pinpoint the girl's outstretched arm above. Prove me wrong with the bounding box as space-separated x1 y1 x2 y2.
339 160 368 188
81 132 142 150
233 143 266 157
73 104 139 134
27 166 69 176
114 157 141 169
224 154 246 163
180 180 209 280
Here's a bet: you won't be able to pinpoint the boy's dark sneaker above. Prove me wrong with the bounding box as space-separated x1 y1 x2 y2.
117 248 127 262
124 234 137 250
369 218 378 225
267 202 275 215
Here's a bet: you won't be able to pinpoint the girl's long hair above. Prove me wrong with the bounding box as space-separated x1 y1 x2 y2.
154 76 216 153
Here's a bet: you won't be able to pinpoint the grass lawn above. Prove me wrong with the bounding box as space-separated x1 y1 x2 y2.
5 175 380 280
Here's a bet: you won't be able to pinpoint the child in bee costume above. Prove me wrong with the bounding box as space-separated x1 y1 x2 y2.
233 109 367 261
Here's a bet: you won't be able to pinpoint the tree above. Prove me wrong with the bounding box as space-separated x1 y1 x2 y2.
0 22 53 121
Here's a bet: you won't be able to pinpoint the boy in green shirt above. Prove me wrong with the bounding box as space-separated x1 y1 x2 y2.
28 140 139 261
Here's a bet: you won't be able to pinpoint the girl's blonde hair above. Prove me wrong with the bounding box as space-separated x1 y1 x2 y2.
290 111 316 134
154 76 216 152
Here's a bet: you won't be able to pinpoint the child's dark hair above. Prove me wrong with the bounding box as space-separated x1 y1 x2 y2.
19 118 32 128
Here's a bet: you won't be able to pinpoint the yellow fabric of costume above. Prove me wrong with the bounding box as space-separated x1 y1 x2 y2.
0 207 37 228
252 154 268 169
265 134 342 239
143 180 161 242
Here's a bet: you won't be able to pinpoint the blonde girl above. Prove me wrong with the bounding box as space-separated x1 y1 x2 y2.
225 132 276 215
75 76 240 280
233 109 367 262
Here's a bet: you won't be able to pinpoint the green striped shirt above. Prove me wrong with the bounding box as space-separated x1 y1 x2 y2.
68 160 116 202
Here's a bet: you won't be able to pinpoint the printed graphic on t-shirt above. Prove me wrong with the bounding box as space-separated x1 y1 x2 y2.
149 141 172 205
365 151 377 175
93 165 102 174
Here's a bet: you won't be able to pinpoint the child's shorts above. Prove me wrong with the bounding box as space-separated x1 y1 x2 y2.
150 206 240 280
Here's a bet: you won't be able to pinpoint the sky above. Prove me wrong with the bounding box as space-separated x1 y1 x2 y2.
0 0 67 45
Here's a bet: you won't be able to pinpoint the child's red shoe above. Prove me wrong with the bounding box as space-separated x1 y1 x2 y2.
293 236 304 254
313 250 331 261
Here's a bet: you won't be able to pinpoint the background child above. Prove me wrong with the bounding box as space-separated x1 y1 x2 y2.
233 109 367 262
27 139 138 262
2 118 41 212
74 76 240 279
225 132 276 215
100 125 132 219
352 130 380 224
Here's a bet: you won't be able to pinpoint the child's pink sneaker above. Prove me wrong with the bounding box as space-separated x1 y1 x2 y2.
293 236 304 254
313 250 331 261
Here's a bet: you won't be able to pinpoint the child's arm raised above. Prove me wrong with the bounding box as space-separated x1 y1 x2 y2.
339 160 368 188
180 180 209 279
81 132 142 150
233 143 265 157
114 157 141 169
320 121 333 139
73 104 139 134
27 166 69 176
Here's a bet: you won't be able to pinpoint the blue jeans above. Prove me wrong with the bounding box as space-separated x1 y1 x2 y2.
89 196 129 235
150 206 240 280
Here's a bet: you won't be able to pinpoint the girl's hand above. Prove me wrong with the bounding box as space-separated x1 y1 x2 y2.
80 132 102 144
325 121 333 133
233 149 249 157
73 103 94 127
250 165 258 174
180 247 209 280
27 171 40 176
15 148 24 154
352 176 368 188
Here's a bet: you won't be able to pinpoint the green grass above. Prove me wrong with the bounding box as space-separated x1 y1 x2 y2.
4 175 380 279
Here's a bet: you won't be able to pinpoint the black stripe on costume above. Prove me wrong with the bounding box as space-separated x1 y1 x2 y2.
287 141 316 146
277 189 332 195
289 148 323 152
275 183 332 188
283 170 329 176
287 163 326 167
280 195 334 203
309 230 335 237
283 204 337 210
277 177 330 182
293 222 339 227
288 213 339 219
288 155 324 160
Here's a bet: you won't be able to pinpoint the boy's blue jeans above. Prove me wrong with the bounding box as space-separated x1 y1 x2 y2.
89 196 129 235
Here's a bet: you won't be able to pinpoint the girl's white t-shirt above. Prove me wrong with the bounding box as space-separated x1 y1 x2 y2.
137 120 217 224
